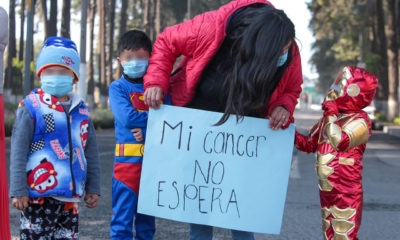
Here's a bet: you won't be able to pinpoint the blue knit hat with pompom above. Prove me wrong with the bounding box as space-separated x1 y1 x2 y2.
36 37 80 80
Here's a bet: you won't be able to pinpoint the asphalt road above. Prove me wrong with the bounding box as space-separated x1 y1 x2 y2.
6 110 400 239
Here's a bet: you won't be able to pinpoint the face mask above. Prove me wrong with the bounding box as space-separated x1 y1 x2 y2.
41 75 73 97
122 59 149 79
277 51 288 67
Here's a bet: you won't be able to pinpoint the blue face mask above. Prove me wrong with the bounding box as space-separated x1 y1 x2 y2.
41 75 73 97
122 59 149 79
277 51 288 67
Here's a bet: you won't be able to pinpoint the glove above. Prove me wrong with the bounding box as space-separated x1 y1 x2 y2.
322 100 339 117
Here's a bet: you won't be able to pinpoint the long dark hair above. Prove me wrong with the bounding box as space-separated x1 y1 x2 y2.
216 4 295 125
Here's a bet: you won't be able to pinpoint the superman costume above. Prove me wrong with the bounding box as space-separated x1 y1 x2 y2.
109 75 170 240
295 66 378 240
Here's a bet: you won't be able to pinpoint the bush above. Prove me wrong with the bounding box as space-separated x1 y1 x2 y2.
90 108 115 130
394 117 400 126
375 112 387 121
4 115 15 137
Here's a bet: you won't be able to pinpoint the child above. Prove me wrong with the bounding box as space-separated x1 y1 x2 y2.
295 66 378 240
9 37 101 240
109 30 170 240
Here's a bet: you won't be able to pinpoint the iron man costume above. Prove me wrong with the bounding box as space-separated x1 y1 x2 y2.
295 66 378 240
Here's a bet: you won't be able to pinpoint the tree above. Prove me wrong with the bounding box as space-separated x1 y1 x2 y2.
97 0 107 106
29 0 37 91
119 0 129 40
19 0 25 61
40 0 58 39
87 0 96 109
115 0 129 79
148 0 155 41
387 0 399 120
308 0 361 92
143 0 150 35
61 0 71 39
5 0 16 94
107 0 116 86
155 0 161 38
375 0 389 112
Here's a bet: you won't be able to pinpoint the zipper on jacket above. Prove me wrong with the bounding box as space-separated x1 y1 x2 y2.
64 104 80 197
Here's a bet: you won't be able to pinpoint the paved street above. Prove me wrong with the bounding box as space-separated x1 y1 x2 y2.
5 110 400 239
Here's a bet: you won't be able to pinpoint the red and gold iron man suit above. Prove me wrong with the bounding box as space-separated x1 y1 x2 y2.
295 66 378 240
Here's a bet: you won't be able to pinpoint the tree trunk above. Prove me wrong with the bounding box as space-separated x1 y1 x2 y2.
61 0 71 39
5 0 16 92
40 0 48 40
107 0 116 86
98 0 107 107
148 0 155 41
41 0 57 39
115 0 129 79
397 0 400 108
387 0 399 120
48 0 58 37
375 0 389 113
119 0 128 37
155 0 161 38
187 0 191 19
30 0 36 91
87 0 96 109
19 0 25 61
143 0 149 34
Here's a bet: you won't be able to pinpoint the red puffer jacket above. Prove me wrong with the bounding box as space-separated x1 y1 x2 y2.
144 0 303 125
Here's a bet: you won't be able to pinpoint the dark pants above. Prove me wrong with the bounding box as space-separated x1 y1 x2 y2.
20 197 79 240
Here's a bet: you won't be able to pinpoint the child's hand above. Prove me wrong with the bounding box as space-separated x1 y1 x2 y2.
84 193 99 208
12 196 29 210
131 128 144 142
322 100 339 116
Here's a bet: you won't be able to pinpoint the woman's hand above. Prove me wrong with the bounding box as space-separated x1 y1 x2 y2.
144 87 164 109
12 196 29 210
269 106 290 130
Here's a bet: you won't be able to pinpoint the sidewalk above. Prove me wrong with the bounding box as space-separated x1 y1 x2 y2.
369 130 400 168
383 125 400 139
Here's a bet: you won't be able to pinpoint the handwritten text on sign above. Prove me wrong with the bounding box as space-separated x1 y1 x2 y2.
138 105 295 234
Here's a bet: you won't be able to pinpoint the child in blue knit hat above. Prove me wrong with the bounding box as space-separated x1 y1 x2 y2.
9 37 101 239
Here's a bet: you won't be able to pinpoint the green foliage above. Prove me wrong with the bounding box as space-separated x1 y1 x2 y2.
155 0 231 31
308 0 375 92
4 115 16 137
3 101 19 110
394 117 400 126
90 107 115 130
375 112 387 121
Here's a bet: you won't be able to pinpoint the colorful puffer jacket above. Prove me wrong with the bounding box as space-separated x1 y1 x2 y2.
23 88 89 199
144 0 303 127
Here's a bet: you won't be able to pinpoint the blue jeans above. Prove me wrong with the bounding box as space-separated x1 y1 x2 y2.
189 224 255 240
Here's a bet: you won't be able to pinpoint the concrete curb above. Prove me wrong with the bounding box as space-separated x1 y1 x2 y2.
383 126 400 138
